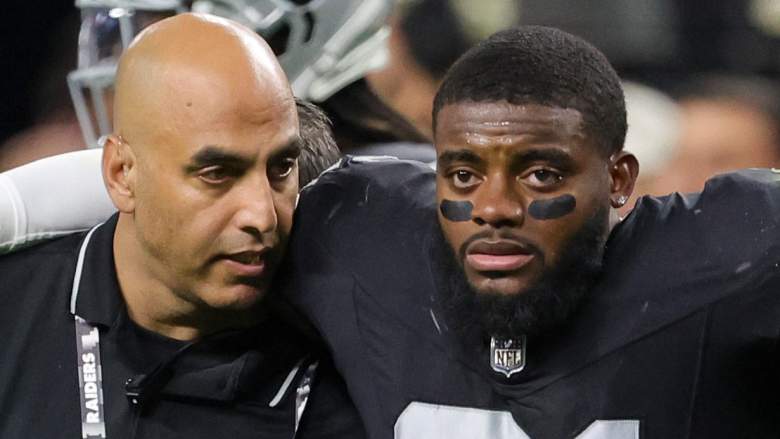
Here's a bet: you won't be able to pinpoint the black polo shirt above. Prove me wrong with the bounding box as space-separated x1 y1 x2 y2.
0 214 364 439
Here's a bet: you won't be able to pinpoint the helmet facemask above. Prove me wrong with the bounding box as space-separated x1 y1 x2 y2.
68 1 184 147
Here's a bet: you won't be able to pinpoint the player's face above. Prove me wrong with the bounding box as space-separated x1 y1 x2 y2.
435 101 613 297
129 91 300 314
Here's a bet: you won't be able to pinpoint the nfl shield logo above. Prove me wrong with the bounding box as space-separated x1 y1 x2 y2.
490 336 527 377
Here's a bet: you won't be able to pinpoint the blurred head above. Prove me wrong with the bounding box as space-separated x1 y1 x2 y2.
103 13 299 329
366 0 473 139
432 26 638 338
653 75 780 194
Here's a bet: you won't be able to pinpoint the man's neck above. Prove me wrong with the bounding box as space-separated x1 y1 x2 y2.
112 215 259 341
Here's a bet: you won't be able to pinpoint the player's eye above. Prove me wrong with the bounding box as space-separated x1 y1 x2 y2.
269 158 297 181
451 169 482 189
523 168 564 189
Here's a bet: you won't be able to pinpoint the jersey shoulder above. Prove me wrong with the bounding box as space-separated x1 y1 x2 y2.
596 168 780 328
625 168 779 270
284 156 439 330
296 156 436 242
537 170 780 390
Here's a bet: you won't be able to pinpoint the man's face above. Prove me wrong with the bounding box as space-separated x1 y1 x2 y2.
128 87 300 314
435 101 613 298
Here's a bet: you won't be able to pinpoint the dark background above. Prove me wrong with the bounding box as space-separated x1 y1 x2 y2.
3 0 780 145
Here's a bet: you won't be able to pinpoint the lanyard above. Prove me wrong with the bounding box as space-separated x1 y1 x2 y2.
71 224 107 438
69 223 317 439
74 315 108 438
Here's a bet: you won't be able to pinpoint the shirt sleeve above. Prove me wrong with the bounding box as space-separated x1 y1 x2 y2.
0 149 114 251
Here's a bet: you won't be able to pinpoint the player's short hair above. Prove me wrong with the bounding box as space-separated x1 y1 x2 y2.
432 26 627 156
296 99 341 186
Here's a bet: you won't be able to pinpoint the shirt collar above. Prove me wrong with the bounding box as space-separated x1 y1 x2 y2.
71 213 123 327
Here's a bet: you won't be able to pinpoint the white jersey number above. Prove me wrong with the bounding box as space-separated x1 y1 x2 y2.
395 402 639 439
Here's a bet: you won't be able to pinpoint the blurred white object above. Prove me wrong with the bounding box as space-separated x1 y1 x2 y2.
622 80 680 177
0 149 114 251
749 0 780 37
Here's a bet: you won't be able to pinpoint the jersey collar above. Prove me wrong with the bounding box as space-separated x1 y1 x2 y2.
70 213 123 327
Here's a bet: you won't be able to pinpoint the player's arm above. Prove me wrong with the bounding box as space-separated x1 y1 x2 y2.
0 149 114 252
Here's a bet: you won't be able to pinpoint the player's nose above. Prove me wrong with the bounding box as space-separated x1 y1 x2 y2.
471 174 524 228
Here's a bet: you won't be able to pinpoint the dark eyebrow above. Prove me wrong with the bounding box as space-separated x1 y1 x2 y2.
438 149 486 169
510 148 577 170
184 138 303 173
184 146 253 173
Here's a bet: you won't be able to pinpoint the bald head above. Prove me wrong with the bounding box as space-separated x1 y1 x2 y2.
114 12 295 145
104 13 303 340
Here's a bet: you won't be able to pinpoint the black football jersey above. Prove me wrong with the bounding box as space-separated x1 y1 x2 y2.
282 158 780 439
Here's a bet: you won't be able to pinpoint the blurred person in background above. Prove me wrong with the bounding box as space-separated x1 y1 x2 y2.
366 0 473 141
650 74 780 194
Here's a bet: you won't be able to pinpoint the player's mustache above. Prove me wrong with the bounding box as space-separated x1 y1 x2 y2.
458 230 543 261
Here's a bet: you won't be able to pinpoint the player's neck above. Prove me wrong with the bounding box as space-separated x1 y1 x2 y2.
112 216 258 341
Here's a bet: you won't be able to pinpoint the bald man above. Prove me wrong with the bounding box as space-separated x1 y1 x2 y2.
0 13 362 439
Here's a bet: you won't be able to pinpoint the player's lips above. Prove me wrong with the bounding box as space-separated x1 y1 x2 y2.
220 249 269 277
465 240 535 272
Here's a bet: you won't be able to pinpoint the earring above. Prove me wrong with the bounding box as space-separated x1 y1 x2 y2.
614 195 628 207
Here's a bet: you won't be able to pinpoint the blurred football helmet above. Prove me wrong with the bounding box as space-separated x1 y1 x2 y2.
68 0 393 147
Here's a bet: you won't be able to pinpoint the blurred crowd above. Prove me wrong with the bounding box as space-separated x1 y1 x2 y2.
1 0 780 205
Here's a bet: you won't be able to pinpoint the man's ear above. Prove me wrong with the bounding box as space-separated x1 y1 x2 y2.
608 151 639 209
102 135 136 213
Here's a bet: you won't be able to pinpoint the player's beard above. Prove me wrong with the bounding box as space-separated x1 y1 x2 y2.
435 205 608 348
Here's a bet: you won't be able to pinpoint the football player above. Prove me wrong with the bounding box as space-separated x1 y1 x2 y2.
283 26 780 438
